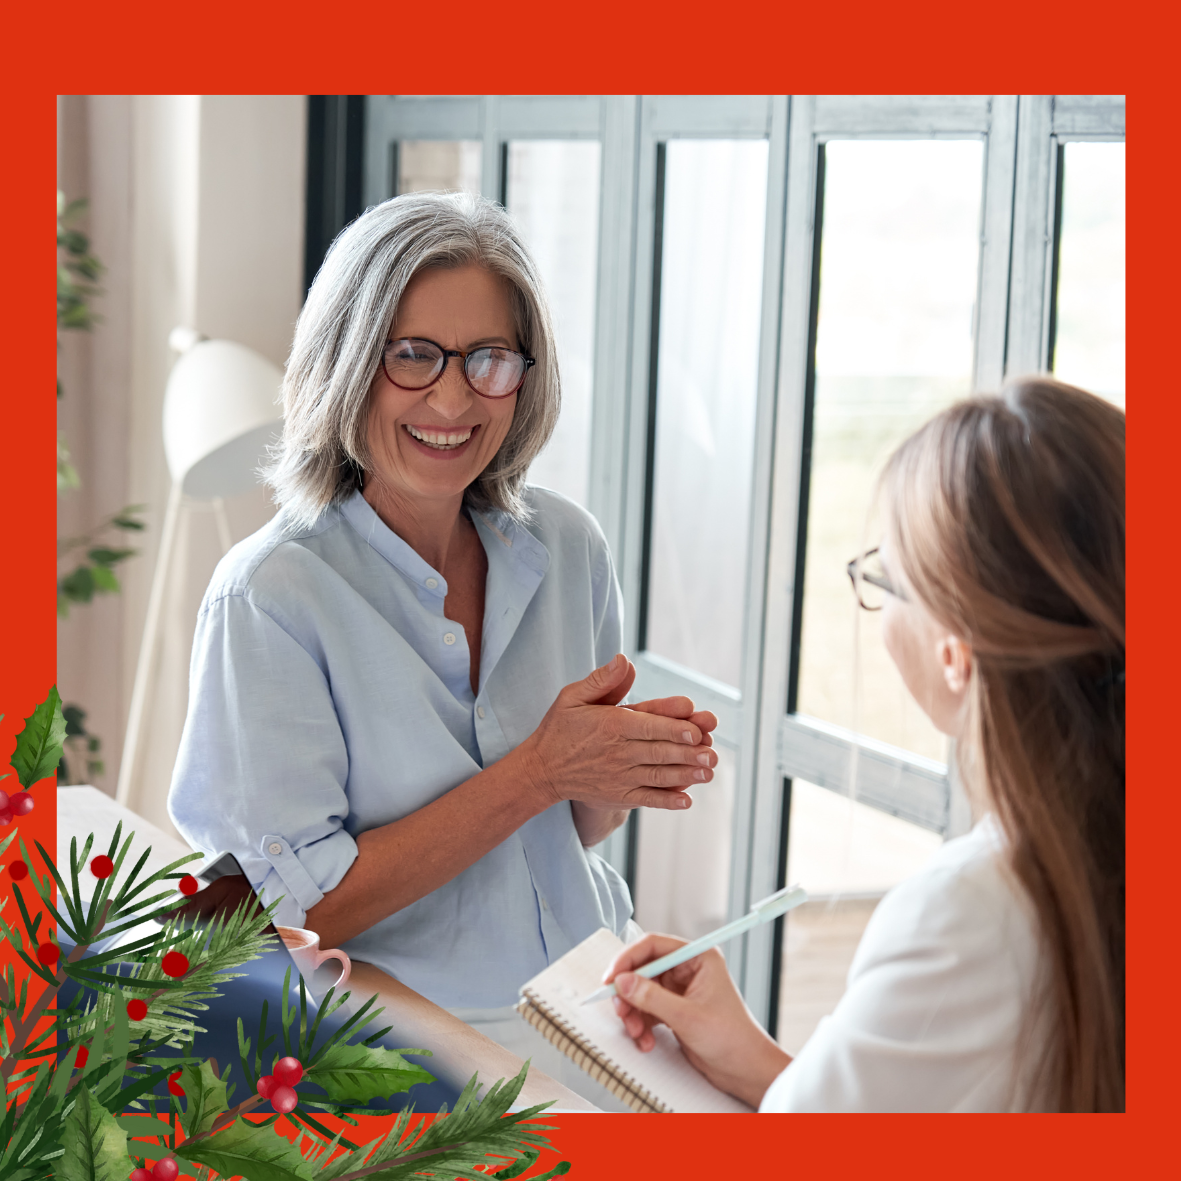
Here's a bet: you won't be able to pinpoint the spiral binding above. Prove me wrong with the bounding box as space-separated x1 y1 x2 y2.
514 991 671 1113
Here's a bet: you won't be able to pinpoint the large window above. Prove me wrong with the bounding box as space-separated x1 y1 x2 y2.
1051 141 1125 405
505 141 602 507
355 94 1125 1035
644 139 769 688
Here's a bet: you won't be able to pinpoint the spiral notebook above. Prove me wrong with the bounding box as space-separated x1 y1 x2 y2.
515 928 754 1113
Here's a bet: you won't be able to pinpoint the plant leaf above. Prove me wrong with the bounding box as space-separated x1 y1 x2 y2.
113 1113 171 1139
87 547 136 567
175 1117 315 1181
11 686 67 789
52 1085 129 1181
89 566 120 593
304 1042 435 1104
494 1151 541 1179
180 1059 229 1137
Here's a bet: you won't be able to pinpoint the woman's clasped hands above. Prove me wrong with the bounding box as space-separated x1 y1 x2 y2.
518 653 719 816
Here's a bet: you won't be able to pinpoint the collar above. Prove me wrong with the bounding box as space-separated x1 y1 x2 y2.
339 489 550 588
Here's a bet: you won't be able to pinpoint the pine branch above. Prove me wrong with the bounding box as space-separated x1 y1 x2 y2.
0 901 112 1083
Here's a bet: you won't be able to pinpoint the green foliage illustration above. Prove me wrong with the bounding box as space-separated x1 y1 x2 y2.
11 688 67 791
1 688 572 1181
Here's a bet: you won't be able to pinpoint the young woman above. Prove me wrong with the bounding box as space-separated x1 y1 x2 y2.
604 377 1125 1112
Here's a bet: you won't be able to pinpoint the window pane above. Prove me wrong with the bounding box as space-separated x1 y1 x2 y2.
633 743 737 942
397 140 481 195
776 778 942 1052
796 140 984 763
645 140 769 688
1052 142 1125 406
506 141 602 508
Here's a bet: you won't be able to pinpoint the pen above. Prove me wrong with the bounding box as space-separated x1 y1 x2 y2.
580 883 808 1006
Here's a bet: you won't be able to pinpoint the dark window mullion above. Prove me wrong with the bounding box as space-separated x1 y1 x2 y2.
635 141 668 657
1045 141 1067 373
304 95 365 298
769 141 827 1038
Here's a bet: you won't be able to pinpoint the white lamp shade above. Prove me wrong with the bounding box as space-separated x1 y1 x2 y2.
163 339 285 498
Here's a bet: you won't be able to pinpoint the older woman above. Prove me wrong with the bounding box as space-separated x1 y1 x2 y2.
168 193 716 1032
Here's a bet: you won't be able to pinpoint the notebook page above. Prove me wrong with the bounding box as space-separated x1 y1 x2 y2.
520 928 753 1113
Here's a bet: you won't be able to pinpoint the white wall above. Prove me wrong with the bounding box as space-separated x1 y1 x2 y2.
57 95 307 837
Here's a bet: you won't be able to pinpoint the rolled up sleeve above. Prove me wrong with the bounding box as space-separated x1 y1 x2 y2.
168 590 358 929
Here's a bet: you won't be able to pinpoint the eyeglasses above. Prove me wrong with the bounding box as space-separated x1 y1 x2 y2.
846 547 906 611
381 337 535 399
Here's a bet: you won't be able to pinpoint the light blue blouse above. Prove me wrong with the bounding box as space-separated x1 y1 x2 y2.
168 487 633 1008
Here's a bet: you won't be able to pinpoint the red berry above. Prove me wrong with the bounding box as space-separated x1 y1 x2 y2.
256 1074 277 1099
178 875 199 896
151 1159 179 1181
8 861 28 881
127 998 148 1021
270 1084 298 1114
272 1056 303 1087
90 854 115 879
74 1045 89 1068
0 791 7 809
167 1071 185 1097
10 793 34 816
161 951 189 978
36 943 60 966
129 1169 153 1181
0 807 13 826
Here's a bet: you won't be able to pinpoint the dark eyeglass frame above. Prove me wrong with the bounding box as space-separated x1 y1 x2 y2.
381 337 536 399
846 546 907 611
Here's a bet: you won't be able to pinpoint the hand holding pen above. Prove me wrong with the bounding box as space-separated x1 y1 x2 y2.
597 885 807 1110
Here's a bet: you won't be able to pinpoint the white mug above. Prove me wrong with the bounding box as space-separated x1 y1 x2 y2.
275 925 351 993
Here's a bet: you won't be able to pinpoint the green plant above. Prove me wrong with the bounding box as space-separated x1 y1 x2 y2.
56 707 103 802
56 509 146 621
56 193 146 620
56 194 102 496
2 689 573 1180
56 192 146 787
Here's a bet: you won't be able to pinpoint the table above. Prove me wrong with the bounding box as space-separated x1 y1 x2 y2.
56 787 599 1112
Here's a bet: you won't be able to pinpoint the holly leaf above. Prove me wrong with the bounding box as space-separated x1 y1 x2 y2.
304 1042 435 1104
180 1059 229 1137
175 1118 315 1181
52 1085 128 1181
11 686 67 789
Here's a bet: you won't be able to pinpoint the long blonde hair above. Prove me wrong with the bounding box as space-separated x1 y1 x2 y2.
881 377 1124 1112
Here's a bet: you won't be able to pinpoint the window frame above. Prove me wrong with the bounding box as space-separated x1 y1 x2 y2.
353 93 1126 1032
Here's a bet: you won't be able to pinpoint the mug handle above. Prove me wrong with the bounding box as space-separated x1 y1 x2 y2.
312 946 351 988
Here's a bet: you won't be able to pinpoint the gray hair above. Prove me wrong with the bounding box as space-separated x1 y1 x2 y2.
266 191 560 527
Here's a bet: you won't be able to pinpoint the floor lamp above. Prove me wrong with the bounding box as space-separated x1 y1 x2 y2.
115 334 284 807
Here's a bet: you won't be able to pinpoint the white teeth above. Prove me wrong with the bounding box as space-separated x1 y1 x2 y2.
405 424 474 449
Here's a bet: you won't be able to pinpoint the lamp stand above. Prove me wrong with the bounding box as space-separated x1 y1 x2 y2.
115 480 184 807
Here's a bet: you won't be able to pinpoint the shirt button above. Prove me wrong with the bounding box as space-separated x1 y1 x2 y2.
425 577 438 590
443 632 457 646
477 706 486 719
268 842 283 855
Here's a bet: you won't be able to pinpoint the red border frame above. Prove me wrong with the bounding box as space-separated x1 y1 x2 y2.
4 1 1171 1173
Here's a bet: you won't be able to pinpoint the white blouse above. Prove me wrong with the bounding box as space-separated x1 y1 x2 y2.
760 816 1050 1112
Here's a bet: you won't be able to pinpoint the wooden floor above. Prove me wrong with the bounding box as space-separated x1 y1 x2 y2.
775 897 880 1055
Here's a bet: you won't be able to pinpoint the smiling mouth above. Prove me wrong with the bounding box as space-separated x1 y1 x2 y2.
404 424 478 450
